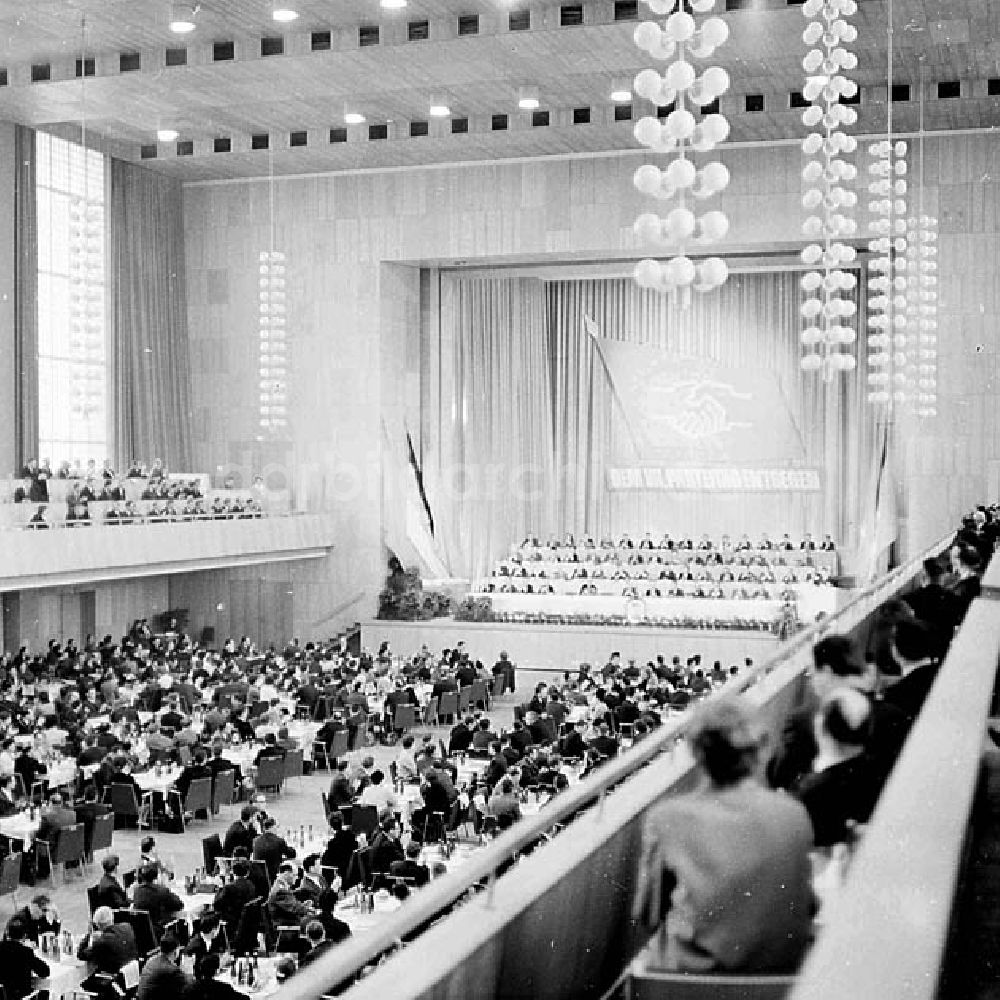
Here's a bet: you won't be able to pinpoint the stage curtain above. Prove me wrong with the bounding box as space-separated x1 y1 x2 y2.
547 273 875 557
431 276 557 581
108 158 193 470
13 124 38 469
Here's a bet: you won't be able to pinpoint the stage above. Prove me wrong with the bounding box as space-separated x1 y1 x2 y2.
361 618 784 672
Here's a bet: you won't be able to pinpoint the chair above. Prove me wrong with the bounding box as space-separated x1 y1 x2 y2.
0 851 21 908
162 916 190 947
121 868 138 892
115 908 157 957
254 756 285 796
351 804 379 839
312 741 331 772
248 859 272 896
37 823 86 884
212 770 236 815
183 777 213 822
469 680 490 710
88 813 115 862
109 783 153 829
282 748 304 784
330 730 350 760
457 687 472 714
202 834 225 876
232 897 264 955
438 692 459 724
344 847 372 891
348 712 368 751
393 704 420 733
177 745 193 766
87 885 101 915
625 963 797 1000
422 697 439 726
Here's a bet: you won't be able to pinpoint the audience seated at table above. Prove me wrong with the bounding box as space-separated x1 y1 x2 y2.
0 918 50 1000
78 904 139 974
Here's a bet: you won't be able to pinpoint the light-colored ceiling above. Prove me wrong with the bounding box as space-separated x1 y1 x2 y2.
0 0 995 180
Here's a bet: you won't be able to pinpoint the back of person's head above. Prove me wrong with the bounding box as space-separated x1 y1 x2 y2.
892 618 936 664
812 635 865 677
391 882 410 902
139 862 159 884
140 836 155 854
93 906 115 929
102 853 119 875
160 932 180 956
232 860 250 879
401 735 414 749
240 804 257 823
195 953 221 980
923 556 947 581
305 919 325 944
405 840 421 860
328 812 344 832
370 769 384 786
958 543 982 573
500 778 513 795
6 919 28 942
818 688 872 747
687 697 760 786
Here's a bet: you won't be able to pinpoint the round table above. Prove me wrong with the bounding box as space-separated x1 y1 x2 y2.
0 809 41 843
135 766 183 793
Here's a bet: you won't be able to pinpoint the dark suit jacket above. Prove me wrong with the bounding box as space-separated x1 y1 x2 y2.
252 830 296 881
213 876 257 930
78 922 138 973
882 664 940 729
137 953 193 1000
321 830 359 879
222 820 256 857
94 873 129 910
0 939 49 1000
794 754 883 847
132 882 184 934
389 859 430 886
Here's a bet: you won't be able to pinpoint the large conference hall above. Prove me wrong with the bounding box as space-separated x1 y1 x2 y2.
0 0 997 998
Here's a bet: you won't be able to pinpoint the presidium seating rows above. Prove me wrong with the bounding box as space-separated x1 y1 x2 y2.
468 536 840 628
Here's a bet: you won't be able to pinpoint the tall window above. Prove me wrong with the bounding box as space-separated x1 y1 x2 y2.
36 132 108 465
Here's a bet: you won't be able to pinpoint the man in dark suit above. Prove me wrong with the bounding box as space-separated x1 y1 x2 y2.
137 934 193 1000
447 716 475 755
320 813 358 882
389 841 430 886
212 860 257 937
252 815 296 881
526 711 556 746
0 919 49 1000
175 747 213 803
253 733 286 767
14 745 46 798
94 853 129 910
508 720 533 756
35 791 78 874
78 905 138 974
267 866 315 927
882 619 940 732
183 912 226 963
589 722 620 760
132 863 185 937
471 718 498 752
222 805 259 857
946 543 983 629
9 893 61 944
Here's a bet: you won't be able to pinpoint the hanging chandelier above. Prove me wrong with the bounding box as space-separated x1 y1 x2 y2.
631 0 730 300
258 148 288 434
798 0 859 378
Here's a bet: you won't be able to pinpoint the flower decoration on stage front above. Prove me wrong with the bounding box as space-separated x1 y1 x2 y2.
866 139 908 405
798 0 859 379
631 0 730 300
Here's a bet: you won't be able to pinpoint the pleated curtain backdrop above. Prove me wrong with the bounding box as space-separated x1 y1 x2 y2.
108 158 193 471
13 124 38 470
432 270 876 579
545 273 876 551
432 276 558 581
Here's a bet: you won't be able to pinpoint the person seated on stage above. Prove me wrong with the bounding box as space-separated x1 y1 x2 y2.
638 532 655 550
660 568 676 581
27 505 49 529
755 533 772 550
591 565 606 579
735 534 753 551
779 533 795 551
719 533 732 551
696 534 713 550
562 533 576 548
674 536 691 551
633 697 814 973
645 586 662 598
801 532 816 550
820 534 836 551
655 533 672 550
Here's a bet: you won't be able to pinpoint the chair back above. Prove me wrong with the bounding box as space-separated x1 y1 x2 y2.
0 852 21 897
348 712 368 751
184 777 212 816
121 868 137 891
109 783 140 818
282 748 304 781
457 687 472 713
351 803 379 838
330 730 350 760
393 704 419 731
255 755 285 792
177 745 193 766
627 966 797 1000
87 884 101 915
248 859 272 894
115 908 157 956
233 897 264 954
212 769 236 813
422 697 439 726
469 680 489 708
54 823 86 866
438 692 459 720
320 792 330 818
90 812 115 855
202 833 224 875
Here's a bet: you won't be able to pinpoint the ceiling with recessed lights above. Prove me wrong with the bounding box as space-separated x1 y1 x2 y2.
0 0 995 180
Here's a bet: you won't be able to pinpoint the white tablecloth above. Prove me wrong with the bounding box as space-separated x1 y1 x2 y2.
135 767 182 793
481 593 786 622
0 810 40 843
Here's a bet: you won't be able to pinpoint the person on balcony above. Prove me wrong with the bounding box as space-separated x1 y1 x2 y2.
633 697 814 973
